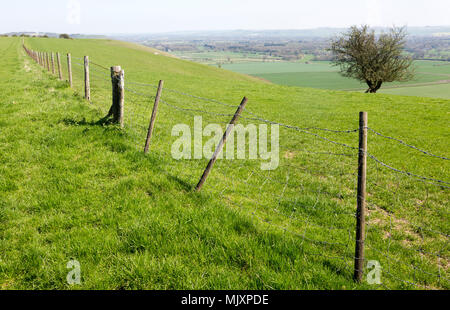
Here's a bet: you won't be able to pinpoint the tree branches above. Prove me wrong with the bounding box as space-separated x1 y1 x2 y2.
330 25 414 93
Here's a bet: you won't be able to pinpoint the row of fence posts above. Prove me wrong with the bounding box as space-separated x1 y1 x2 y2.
23 44 71 88
23 43 369 284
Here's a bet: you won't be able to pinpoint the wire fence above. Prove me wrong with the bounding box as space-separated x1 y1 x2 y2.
23 43 449 290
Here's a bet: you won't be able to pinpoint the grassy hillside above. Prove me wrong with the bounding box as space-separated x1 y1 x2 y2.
222 60 450 99
0 37 448 290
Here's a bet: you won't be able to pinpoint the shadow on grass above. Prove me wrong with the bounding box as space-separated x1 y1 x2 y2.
166 174 195 192
61 115 120 128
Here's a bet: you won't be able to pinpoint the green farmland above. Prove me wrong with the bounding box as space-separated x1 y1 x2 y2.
0 37 449 290
172 50 283 65
222 60 450 99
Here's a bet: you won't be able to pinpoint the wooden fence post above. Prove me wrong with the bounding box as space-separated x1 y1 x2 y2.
109 66 125 127
144 80 164 154
67 53 73 88
46 53 50 71
354 111 368 283
51 52 55 74
195 97 248 191
56 53 63 80
84 56 90 101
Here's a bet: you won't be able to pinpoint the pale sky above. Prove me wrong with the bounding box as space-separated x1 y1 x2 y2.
2 0 449 34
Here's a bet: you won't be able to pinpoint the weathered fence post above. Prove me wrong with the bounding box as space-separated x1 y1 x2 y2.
56 52 63 80
84 56 90 101
108 66 125 127
67 53 73 88
144 80 164 154
354 111 368 283
51 52 55 74
46 53 50 71
195 97 248 192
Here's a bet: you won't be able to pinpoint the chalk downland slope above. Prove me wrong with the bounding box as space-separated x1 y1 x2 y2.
0 37 448 289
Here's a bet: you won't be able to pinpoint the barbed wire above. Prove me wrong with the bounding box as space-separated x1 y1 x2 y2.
368 127 450 161
367 153 450 188
284 149 356 157
90 60 110 71
160 97 237 118
125 86 156 99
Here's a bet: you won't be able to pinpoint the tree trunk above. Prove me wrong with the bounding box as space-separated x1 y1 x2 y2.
365 81 383 93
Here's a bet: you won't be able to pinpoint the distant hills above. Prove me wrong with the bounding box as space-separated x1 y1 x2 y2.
2 32 107 39
110 26 450 42
4 26 449 41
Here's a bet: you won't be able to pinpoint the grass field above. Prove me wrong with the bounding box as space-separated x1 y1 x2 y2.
0 37 449 290
221 60 450 99
172 50 283 65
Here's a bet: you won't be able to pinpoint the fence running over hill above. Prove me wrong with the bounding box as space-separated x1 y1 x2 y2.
23 44 450 289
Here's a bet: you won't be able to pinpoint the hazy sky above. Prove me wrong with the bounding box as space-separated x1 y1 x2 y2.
2 0 449 34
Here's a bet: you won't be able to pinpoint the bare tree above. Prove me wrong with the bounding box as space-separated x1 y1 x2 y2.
331 25 414 93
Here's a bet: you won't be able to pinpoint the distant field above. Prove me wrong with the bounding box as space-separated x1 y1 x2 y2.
171 50 283 65
221 60 450 99
379 83 450 98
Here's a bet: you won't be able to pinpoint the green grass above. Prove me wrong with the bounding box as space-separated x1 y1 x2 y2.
257 71 365 89
222 60 450 98
0 37 448 290
172 50 282 65
379 83 450 98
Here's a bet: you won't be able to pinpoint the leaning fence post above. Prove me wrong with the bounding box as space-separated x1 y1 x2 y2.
354 111 368 283
144 80 164 154
110 66 125 128
56 52 63 80
67 53 73 88
195 97 248 192
84 56 90 101
51 52 55 74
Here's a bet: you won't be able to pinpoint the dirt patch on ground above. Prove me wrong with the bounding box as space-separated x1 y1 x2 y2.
284 151 296 159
